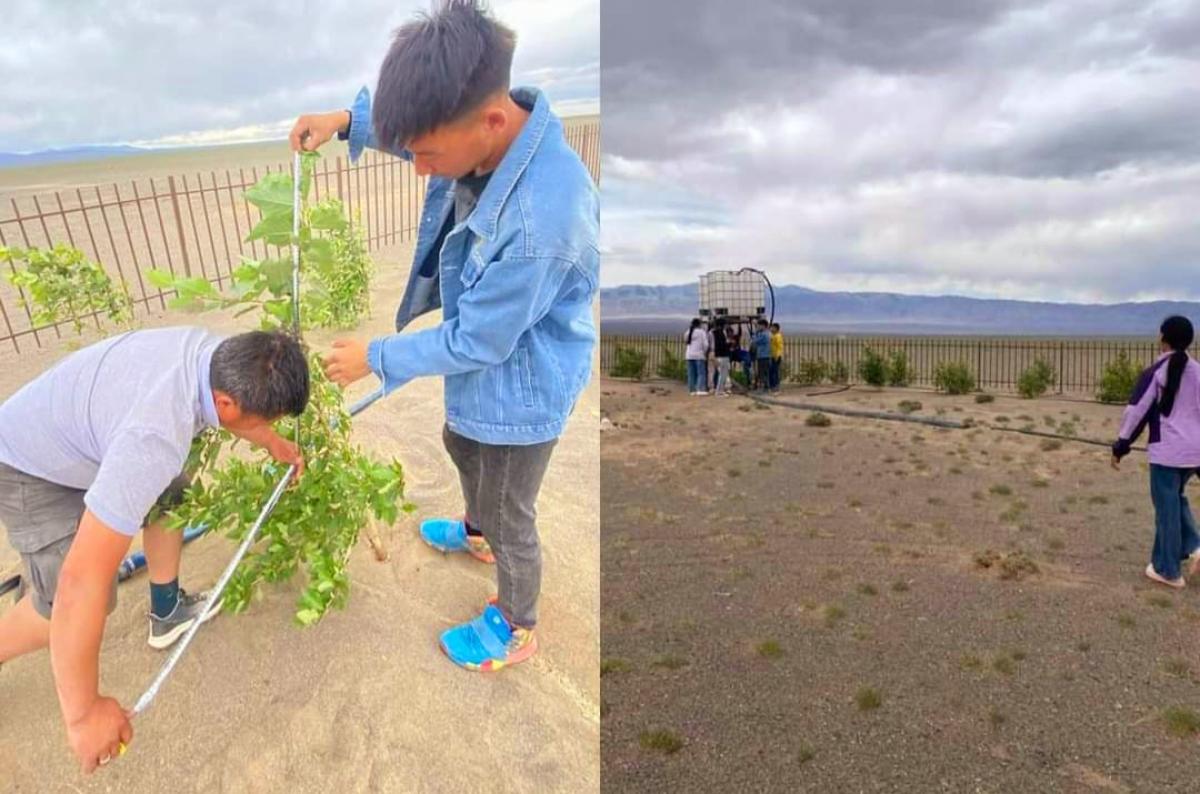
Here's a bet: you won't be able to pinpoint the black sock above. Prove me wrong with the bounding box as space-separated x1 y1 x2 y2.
150 578 180 618
464 520 483 537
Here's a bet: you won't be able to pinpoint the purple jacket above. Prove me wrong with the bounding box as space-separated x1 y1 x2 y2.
1114 352 1200 467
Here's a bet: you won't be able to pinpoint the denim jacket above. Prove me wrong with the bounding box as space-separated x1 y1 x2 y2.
342 86 598 445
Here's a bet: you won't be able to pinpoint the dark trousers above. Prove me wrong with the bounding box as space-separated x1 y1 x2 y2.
755 358 771 390
443 425 557 627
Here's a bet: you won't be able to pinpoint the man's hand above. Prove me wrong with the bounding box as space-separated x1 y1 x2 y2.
322 339 372 387
66 696 132 774
1111 454 1122 470
289 110 351 153
51 511 131 774
267 435 305 479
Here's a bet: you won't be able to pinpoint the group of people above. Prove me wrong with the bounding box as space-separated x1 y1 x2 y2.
0 0 597 774
684 317 783 396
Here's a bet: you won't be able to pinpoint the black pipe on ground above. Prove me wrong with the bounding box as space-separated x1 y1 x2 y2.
746 391 1143 451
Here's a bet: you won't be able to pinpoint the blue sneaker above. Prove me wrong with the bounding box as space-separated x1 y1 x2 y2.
419 517 495 564
439 604 538 672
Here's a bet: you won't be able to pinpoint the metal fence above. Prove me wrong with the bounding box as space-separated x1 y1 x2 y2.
600 333 1161 396
0 120 600 352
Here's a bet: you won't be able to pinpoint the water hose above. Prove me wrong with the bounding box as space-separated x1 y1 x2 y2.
746 390 1143 450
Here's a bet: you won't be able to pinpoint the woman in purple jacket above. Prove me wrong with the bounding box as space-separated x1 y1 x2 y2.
1112 316 1200 588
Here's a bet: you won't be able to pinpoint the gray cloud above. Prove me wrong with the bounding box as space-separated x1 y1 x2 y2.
601 0 1200 303
0 0 597 151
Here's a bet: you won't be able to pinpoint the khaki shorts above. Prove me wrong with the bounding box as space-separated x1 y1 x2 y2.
0 462 189 619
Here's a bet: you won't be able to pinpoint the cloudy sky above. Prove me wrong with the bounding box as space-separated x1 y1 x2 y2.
602 0 1200 303
0 0 597 152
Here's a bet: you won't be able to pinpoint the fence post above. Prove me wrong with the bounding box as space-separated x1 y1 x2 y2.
1057 341 1064 394
167 176 192 277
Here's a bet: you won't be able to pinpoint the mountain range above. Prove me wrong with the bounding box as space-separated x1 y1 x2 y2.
601 283 1198 336
0 145 148 168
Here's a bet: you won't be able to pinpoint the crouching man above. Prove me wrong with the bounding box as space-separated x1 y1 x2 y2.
0 327 308 773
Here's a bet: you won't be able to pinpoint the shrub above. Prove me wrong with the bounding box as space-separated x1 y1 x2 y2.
888 350 911 387
855 687 882 711
934 361 976 395
611 346 647 380
858 347 888 387
793 358 830 385
2 243 132 333
975 394 995 404
1097 352 1141 404
152 153 409 626
657 346 687 381
806 412 832 427
640 730 684 754
1017 358 1056 399
830 361 850 384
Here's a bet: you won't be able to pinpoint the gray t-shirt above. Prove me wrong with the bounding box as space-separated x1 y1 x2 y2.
0 326 222 536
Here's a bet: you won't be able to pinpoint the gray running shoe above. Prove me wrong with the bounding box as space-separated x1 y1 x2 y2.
147 589 223 650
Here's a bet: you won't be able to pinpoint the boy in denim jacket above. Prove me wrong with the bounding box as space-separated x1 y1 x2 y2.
295 0 597 671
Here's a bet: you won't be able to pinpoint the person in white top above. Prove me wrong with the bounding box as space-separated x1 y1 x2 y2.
684 318 710 395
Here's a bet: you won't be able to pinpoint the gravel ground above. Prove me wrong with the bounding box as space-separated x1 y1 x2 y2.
601 378 1200 792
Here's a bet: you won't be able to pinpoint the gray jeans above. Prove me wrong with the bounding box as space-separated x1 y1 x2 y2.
442 425 557 628
714 356 731 392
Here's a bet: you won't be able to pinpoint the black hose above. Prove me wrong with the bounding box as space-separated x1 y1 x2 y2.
746 391 1143 450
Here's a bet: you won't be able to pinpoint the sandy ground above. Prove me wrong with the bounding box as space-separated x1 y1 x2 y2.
601 378 1200 792
0 243 600 792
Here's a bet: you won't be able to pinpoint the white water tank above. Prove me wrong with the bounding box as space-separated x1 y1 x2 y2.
698 270 766 320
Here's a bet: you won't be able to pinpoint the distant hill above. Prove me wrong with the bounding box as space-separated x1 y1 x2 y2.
0 145 148 169
601 283 1200 336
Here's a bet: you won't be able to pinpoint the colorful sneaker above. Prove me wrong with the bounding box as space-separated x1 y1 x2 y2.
148 589 223 650
439 604 538 672
419 517 495 564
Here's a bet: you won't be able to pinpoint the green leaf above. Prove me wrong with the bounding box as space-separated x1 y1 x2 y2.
308 203 347 232
299 151 320 200
147 269 176 289
295 608 320 626
303 238 335 271
167 295 204 312
246 210 294 247
263 299 293 324
260 258 293 297
175 277 218 297
243 173 295 215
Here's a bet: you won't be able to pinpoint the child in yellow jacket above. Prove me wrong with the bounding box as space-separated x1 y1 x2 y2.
769 323 784 392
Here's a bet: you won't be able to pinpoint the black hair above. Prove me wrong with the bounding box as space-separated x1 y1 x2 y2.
374 0 516 149
687 317 701 345
757 319 769 328
770 323 780 331
210 331 310 418
1159 315 1194 417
